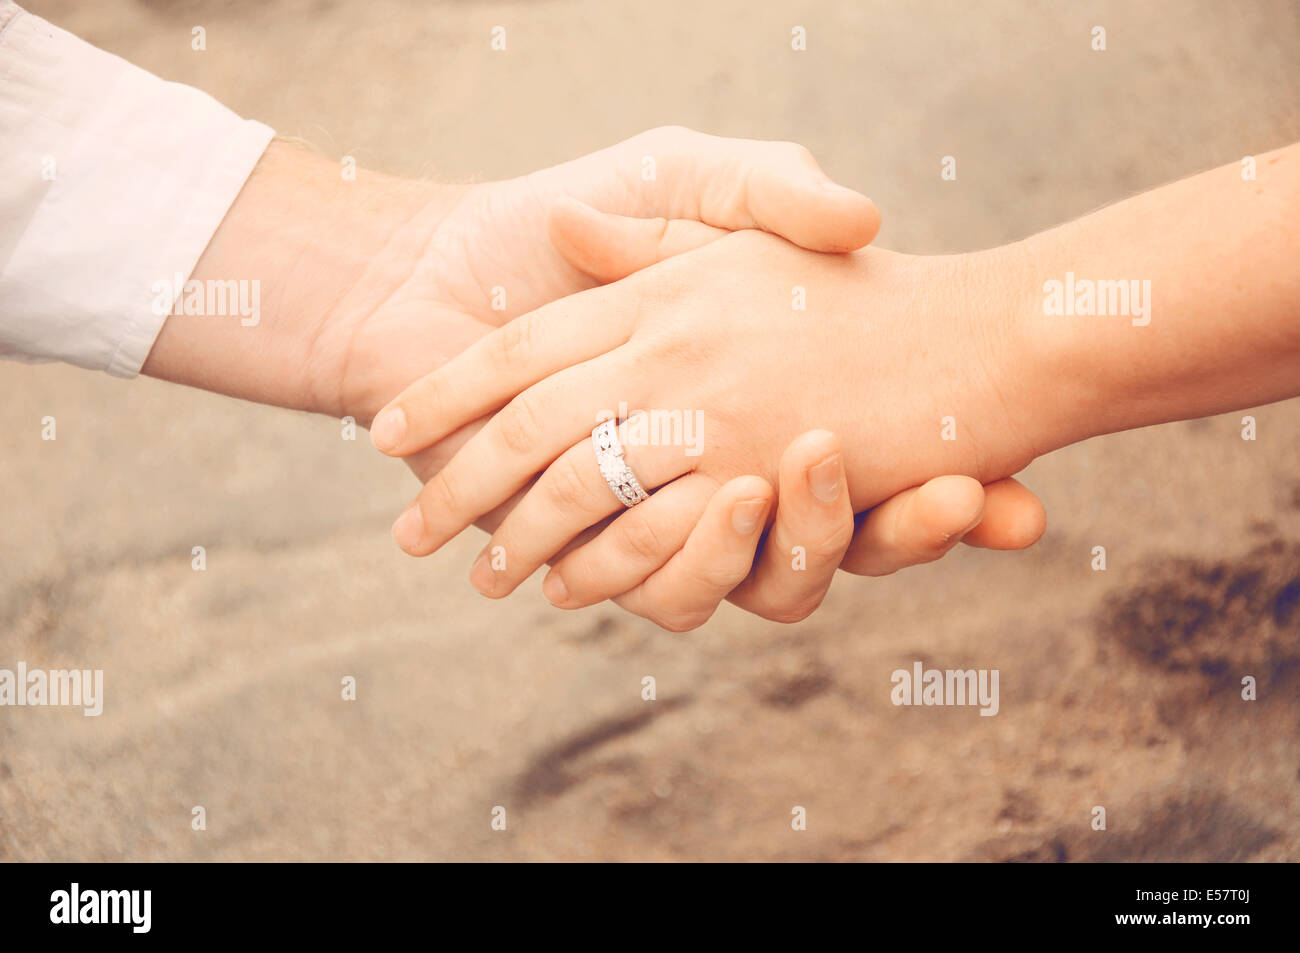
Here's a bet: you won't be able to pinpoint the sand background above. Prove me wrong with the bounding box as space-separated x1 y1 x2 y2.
2 0 1299 861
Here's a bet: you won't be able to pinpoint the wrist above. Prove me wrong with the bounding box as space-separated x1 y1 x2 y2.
143 139 459 417
962 238 1092 460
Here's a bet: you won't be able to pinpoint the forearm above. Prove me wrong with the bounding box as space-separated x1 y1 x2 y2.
141 140 445 418
1009 142 1300 453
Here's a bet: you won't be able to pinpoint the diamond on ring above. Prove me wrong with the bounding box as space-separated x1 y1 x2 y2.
592 419 649 507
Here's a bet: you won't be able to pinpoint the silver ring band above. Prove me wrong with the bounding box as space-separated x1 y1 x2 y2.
592 419 649 508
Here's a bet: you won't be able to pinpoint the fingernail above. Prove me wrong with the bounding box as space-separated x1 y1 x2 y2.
732 498 768 535
808 454 842 503
821 180 861 195
391 503 424 551
370 407 407 452
470 551 496 594
542 571 570 607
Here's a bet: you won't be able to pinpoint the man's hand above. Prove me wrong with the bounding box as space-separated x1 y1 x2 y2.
144 126 880 422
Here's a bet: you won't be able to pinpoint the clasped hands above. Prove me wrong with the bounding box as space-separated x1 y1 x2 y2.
365 127 1047 631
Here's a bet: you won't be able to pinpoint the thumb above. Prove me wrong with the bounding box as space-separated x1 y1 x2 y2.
618 126 882 252
548 196 731 283
737 160 882 253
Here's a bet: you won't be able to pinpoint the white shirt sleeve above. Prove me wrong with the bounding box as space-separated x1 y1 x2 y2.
0 2 274 378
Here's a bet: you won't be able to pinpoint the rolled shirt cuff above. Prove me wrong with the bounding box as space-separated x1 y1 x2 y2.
0 2 275 378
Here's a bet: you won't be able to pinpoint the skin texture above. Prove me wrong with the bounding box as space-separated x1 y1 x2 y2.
141 129 1048 629
378 143 1300 629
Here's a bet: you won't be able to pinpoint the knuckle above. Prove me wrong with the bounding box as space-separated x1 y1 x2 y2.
491 318 535 371
694 559 746 592
647 217 672 255
407 374 444 420
496 394 540 454
807 521 855 562
546 454 593 510
617 513 665 562
431 469 464 516
556 558 600 601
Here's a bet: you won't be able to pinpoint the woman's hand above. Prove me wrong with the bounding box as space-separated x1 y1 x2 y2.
532 208 1047 629
373 221 1046 606
591 431 1045 631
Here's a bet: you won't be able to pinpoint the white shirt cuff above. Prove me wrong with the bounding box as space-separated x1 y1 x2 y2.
0 2 275 378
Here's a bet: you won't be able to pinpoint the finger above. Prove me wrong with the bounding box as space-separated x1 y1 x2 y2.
392 351 634 556
548 197 732 283
613 476 772 633
613 126 881 252
960 477 1047 550
728 430 853 623
469 437 696 598
369 285 634 456
839 475 987 577
399 416 545 542
542 473 717 609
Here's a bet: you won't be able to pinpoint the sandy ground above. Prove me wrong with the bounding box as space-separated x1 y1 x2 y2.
2 0 1299 861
